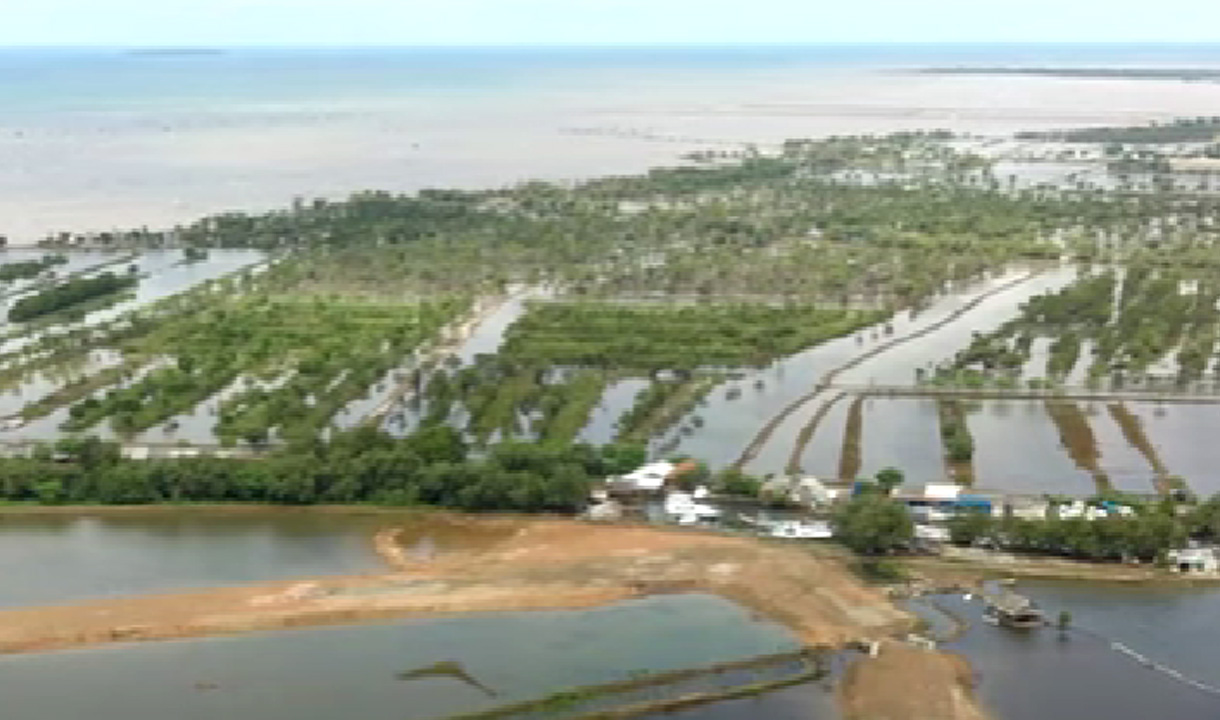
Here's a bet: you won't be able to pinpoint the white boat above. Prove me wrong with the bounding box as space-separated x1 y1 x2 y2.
769 520 833 540
664 492 721 524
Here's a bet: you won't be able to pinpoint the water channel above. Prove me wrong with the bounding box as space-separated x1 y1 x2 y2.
931 581 1220 720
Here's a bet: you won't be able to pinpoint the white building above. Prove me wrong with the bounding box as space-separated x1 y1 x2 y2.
769 520 833 540
1004 498 1050 521
122 446 151 461
914 524 951 543
1169 547 1219 574
611 461 676 494
923 483 963 501
664 491 721 525
761 476 834 509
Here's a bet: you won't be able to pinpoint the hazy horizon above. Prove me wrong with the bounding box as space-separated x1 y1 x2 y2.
5 0 1220 47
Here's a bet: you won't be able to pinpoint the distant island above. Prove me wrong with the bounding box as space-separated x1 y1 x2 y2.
125 48 226 57
919 67 1220 83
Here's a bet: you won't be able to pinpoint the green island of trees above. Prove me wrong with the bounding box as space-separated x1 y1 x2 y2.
8 272 137 323
1017 117 1220 144
0 254 68 283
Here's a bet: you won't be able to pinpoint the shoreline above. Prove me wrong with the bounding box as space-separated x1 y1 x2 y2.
0 518 910 656
5 502 1214 587
901 553 1220 587
0 513 1090 720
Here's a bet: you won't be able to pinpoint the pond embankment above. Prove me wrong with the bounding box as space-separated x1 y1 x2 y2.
0 512 1005 720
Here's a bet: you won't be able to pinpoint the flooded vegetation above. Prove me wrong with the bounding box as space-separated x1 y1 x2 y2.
836 396 865 481
937 399 976 485
1044 400 1110 492
1107 402 1172 490
8 38 1220 720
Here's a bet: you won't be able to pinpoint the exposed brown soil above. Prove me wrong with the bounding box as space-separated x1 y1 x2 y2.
0 518 910 656
901 550 1220 587
838 395 865 481
1044 400 1111 492
839 642 990 720
0 513 1005 719
1107 402 1171 493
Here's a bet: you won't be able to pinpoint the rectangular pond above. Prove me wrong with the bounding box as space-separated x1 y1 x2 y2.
0 594 834 720
967 400 1097 496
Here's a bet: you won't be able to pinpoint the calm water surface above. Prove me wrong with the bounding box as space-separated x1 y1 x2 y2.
0 510 442 608
5 45 1220 241
967 400 1097 495
937 582 1220 720
0 593 834 720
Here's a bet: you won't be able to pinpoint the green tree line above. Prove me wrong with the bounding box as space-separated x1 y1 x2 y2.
9 272 136 322
0 432 647 512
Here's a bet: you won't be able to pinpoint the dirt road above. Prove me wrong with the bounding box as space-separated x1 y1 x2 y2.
840 642 990 720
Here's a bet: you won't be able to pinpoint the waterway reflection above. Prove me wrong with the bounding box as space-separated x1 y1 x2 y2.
0 594 833 720
0 511 404 608
937 583 1220 720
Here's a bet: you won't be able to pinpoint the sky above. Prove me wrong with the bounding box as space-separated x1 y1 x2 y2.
2 0 1220 47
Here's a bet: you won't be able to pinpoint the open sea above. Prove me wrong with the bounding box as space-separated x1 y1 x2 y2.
3 43 1220 241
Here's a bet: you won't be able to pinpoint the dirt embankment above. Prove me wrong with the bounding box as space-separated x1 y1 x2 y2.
900 548 1220 587
0 518 909 655
840 642 991 720
0 515 997 720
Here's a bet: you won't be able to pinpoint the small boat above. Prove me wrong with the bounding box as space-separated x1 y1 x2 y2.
985 591 1044 629
769 520 833 540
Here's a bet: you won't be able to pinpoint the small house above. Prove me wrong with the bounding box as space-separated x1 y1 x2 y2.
1168 547 1219 574
609 461 677 495
664 491 721 525
585 499 624 522
762 475 833 509
122 446 151 461
914 524 951 544
984 591 1045 629
1003 498 1050 521
769 519 833 540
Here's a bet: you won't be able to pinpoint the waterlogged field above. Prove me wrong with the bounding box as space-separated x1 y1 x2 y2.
0 128 1215 501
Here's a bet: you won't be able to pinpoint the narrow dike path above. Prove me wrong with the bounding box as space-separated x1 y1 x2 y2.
359 294 513 428
734 270 1041 471
785 391 846 475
